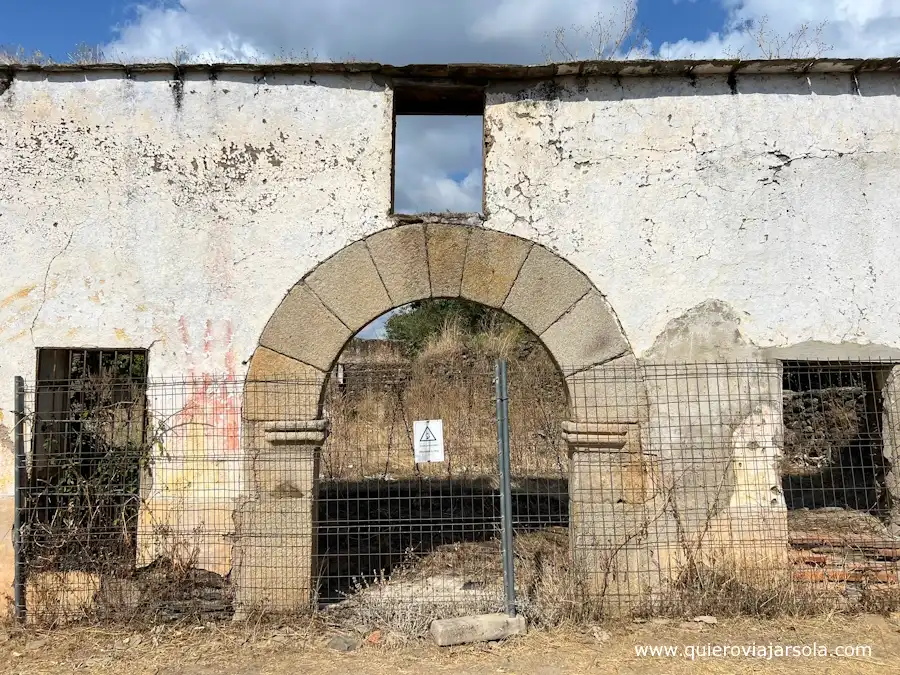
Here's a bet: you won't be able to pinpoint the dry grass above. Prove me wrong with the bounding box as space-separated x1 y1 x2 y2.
2 614 899 674
321 323 566 482
322 528 592 638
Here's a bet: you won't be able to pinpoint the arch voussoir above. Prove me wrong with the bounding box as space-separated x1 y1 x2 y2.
258 282 350 372
425 223 469 297
540 289 631 369
366 223 430 306
503 243 593 336
244 347 325 421
460 227 532 308
305 240 392 333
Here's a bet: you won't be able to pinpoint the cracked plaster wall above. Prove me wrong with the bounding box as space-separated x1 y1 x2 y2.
484 72 900 357
0 70 394 589
483 72 900 583
2 69 900 593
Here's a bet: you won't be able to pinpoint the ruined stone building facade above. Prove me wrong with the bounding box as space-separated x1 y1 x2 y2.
2 59 900 615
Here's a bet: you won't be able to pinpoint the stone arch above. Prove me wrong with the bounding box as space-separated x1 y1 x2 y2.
243 221 638 421
234 222 659 617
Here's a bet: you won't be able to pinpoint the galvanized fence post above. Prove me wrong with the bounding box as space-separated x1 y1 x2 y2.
13 375 26 623
494 359 516 617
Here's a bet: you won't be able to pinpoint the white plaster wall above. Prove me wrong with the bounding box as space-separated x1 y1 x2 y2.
0 70 394 589
485 72 900 357
2 67 900 590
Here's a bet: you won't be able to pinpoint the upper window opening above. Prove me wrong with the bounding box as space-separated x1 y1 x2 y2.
392 83 485 215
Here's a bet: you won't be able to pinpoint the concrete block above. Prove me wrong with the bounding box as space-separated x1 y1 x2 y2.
540 290 630 368
259 283 351 372
367 224 430 305
244 347 326 421
425 224 470 297
430 613 527 646
503 244 592 335
305 240 392 332
460 228 532 308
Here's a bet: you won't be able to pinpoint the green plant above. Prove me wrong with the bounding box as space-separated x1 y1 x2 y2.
385 299 522 357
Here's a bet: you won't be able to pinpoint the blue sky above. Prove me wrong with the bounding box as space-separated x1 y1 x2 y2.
3 0 730 62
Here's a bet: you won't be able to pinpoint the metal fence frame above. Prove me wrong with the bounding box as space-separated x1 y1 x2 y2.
9 357 900 625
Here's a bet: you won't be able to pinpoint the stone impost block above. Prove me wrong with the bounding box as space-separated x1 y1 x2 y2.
562 421 634 451
264 419 329 445
250 419 325 498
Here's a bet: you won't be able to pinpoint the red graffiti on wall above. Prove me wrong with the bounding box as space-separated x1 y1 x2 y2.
173 317 240 454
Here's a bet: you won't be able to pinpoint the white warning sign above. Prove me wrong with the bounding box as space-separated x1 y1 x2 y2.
413 419 445 463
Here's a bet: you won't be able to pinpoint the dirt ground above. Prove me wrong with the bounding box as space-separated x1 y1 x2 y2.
2 613 899 675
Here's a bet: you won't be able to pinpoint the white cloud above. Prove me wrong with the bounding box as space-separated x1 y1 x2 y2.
393 116 483 214
659 0 900 58
107 0 628 64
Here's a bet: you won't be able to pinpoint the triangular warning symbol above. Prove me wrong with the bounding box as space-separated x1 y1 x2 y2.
419 425 437 442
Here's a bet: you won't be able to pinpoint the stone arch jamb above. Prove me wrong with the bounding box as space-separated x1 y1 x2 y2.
233 221 662 617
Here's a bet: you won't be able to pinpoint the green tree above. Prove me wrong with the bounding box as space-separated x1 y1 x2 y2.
385 299 515 355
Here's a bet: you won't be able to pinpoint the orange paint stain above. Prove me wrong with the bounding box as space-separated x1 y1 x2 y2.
0 285 37 309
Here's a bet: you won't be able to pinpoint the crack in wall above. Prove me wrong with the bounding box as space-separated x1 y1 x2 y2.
30 228 78 344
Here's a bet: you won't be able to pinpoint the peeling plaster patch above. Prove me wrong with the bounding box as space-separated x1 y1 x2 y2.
644 299 757 361
115 328 130 342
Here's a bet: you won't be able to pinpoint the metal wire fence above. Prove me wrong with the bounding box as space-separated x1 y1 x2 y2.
10 357 900 627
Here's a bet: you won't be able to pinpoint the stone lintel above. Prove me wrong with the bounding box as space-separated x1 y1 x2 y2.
562 420 638 452
264 419 328 446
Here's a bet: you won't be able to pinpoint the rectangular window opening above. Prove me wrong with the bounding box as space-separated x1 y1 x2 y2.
781 360 895 520
28 348 149 574
391 82 485 216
